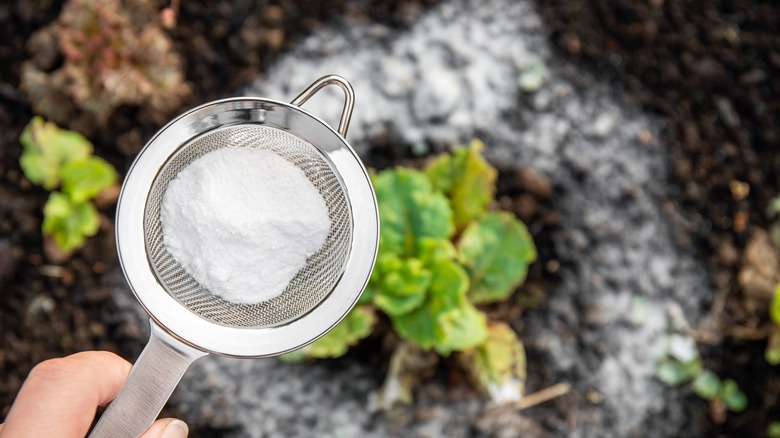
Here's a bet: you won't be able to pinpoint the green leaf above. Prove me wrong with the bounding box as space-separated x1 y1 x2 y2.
42 192 100 252
61 156 118 203
19 116 93 190
389 256 471 351
373 254 432 316
425 140 497 232
392 256 486 356
656 358 701 387
692 370 721 400
373 167 454 257
391 303 439 351
767 421 780 438
282 305 378 362
458 211 537 304
434 298 488 356
458 322 526 403
417 238 458 264
769 197 780 218
766 327 780 366
721 379 747 412
771 285 780 326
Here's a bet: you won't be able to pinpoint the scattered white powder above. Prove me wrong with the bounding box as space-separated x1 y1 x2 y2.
160 147 331 304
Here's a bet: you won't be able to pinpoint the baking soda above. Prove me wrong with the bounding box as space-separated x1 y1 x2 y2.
160 147 331 304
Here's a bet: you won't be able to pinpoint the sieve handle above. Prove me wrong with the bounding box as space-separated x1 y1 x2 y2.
290 74 355 137
89 320 207 438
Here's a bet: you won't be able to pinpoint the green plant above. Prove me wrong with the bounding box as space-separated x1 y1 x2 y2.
286 141 537 404
21 0 190 129
767 285 780 365
20 117 118 253
768 421 780 438
656 334 748 415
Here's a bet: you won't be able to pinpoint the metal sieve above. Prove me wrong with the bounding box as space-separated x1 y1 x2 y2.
90 75 379 438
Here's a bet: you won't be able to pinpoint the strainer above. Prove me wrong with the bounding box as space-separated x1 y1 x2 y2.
90 75 379 437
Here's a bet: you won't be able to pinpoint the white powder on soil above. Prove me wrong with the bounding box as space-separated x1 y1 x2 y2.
160 147 331 304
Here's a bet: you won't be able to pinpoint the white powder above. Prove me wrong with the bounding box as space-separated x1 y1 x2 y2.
160 147 331 304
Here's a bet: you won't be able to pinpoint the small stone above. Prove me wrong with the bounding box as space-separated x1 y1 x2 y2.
637 130 655 145
564 32 581 54
733 211 748 233
728 180 750 201
518 167 552 198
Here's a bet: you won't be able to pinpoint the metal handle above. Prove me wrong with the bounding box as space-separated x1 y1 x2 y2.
290 74 355 137
89 320 206 438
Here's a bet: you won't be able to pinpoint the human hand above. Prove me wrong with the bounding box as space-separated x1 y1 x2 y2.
0 351 188 438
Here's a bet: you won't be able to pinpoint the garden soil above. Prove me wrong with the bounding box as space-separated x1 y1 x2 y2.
1 0 778 437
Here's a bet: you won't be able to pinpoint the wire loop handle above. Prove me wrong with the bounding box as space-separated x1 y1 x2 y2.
291 75 355 137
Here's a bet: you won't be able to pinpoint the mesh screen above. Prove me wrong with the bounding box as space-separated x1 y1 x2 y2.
144 125 352 328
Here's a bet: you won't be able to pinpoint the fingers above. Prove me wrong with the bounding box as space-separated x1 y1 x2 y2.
140 418 189 438
0 351 131 438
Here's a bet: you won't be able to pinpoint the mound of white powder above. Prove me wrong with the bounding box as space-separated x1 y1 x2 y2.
160 147 331 304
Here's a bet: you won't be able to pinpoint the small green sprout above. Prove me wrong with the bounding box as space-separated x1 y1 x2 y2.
657 334 747 414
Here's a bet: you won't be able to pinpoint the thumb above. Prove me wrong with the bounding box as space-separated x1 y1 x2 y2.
139 418 189 438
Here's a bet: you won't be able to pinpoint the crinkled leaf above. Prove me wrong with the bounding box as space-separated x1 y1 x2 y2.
61 156 118 203
19 116 92 190
766 327 780 366
373 254 432 316
434 298 488 356
458 322 526 403
42 192 100 252
692 370 721 400
458 211 537 304
392 257 486 356
373 167 454 257
417 237 458 264
721 379 747 412
390 303 439 350
425 140 496 231
281 305 377 362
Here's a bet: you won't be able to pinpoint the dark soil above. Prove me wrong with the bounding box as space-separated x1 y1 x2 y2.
538 0 780 435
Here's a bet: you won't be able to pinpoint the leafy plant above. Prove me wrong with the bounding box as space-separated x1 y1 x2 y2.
285 141 536 405
656 333 748 416
767 285 780 366
20 0 190 129
19 117 118 253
